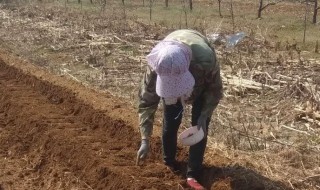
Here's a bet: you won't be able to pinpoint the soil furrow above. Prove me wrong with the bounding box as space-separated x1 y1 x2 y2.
0 59 184 190
0 51 292 190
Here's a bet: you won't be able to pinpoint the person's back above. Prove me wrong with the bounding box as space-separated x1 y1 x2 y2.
165 29 217 72
165 29 221 104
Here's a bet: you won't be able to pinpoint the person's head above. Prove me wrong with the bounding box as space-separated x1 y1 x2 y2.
147 40 195 105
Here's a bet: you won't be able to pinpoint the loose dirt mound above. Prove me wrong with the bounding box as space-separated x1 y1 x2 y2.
0 56 187 189
0 52 290 190
0 1 319 189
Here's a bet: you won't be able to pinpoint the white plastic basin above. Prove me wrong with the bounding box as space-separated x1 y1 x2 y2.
178 126 204 146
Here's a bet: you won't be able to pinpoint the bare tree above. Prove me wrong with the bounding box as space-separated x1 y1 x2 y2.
313 0 319 24
230 0 234 32
178 0 189 27
101 0 107 11
258 0 281 18
303 0 309 43
149 0 154 20
189 0 192 10
218 0 222 17
122 0 127 20
184 0 189 26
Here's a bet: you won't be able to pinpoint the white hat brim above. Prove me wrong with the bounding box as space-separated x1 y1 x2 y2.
156 71 195 98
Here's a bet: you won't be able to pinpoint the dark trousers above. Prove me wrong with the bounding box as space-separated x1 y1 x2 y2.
162 97 209 179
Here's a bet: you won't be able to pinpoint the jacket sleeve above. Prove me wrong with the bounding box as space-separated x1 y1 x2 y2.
138 66 160 140
200 55 223 117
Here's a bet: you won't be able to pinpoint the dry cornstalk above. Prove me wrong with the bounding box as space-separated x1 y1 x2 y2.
222 74 279 91
280 124 311 136
295 107 320 119
301 117 320 127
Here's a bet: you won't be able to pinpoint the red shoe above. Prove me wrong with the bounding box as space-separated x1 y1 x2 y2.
187 178 205 190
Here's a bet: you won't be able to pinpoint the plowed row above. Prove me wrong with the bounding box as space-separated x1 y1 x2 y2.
0 56 186 189
0 51 290 190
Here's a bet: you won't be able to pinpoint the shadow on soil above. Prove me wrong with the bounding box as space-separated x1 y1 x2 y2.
176 161 290 190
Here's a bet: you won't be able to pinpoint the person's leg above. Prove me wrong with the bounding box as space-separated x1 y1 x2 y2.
186 98 210 180
162 100 183 165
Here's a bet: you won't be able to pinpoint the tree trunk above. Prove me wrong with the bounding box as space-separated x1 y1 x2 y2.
90 0 93 4
258 0 263 18
189 0 192 11
165 0 168 7
218 0 222 17
258 0 276 19
313 0 318 24
149 0 153 20
78 0 81 4
230 0 234 33
303 0 308 44
101 0 106 11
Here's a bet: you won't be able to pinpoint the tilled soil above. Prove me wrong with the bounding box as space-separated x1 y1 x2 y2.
0 52 188 189
0 50 290 190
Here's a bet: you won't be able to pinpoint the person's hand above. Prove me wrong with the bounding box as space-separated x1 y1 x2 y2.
136 139 149 165
197 115 207 135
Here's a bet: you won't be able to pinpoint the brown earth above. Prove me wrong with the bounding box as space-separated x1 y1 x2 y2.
0 1 319 189
0 50 185 190
0 49 290 190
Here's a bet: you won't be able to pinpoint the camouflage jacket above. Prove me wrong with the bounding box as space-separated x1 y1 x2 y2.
138 29 223 139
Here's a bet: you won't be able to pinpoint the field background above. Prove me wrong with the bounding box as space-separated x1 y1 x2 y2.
0 0 319 189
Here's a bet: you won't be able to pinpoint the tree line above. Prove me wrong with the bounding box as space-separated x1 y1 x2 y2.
0 0 318 24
